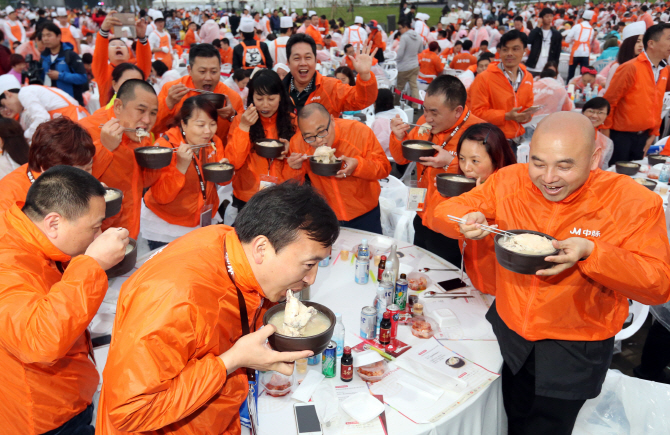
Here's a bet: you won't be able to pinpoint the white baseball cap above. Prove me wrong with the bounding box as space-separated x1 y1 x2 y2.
622 21 646 41
280 16 293 28
239 18 256 33
0 74 21 95
582 10 594 20
354 16 364 24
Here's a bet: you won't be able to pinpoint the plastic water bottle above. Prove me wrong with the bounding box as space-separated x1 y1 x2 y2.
333 313 345 357
660 164 670 183
584 84 592 101
354 239 370 284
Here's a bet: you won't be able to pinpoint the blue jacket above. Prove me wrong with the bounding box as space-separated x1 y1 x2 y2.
41 42 88 105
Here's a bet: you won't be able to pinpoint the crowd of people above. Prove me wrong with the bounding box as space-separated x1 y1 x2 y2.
1 1 670 434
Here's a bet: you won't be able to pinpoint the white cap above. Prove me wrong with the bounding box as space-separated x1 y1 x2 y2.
622 21 646 41
5 6 14 14
148 9 163 20
582 10 594 20
302 8 307 13
416 13 429 21
474 8 481 14
567 8 574 15
27 12 36 20
273 63 290 73
280 16 293 28
51 12 57 17
57 7 67 17
263 8 269 14
354 16 363 24
308 10 317 17
0 74 21 95
239 17 256 33
458 3 464 8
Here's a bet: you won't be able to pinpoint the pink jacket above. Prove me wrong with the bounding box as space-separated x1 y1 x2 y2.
199 19 220 44
468 26 490 50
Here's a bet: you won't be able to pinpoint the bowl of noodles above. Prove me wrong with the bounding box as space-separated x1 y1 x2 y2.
494 230 560 275
105 238 138 279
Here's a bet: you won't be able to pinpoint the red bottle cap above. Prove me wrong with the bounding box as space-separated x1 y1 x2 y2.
383 311 390 319
343 346 351 354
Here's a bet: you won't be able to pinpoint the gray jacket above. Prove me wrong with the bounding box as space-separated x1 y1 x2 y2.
396 29 423 71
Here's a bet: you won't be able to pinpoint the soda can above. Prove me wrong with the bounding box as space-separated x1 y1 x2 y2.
394 276 408 311
360 306 377 340
307 353 320 365
374 291 389 334
386 304 400 340
319 256 330 267
322 341 337 378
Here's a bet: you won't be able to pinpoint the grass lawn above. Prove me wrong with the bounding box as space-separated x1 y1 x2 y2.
312 6 443 28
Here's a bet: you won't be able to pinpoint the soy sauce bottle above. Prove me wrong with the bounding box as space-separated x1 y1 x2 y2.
340 346 353 382
379 311 391 345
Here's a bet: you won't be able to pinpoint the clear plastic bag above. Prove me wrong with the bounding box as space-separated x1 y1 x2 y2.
573 370 670 435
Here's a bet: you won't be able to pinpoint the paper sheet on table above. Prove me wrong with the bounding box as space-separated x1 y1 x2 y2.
421 292 496 340
334 384 386 435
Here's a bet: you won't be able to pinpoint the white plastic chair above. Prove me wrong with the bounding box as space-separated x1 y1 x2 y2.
615 300 649 341
221 64 232 74
592 59 610 73
419 90 426 102
382 60 397 71
362 105 376 128
384 68 398 87
384 50 397 61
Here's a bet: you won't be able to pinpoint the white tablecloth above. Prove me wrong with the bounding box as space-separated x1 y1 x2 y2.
93 228 504 435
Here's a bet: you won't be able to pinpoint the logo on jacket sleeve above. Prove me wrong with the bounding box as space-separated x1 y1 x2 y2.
569 227 601 237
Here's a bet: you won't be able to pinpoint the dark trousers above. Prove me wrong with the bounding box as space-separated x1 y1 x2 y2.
147 240 168 251
42 404 95 435
412 214 462 267
567 56 589 82
634 320 670 382
340 203 383 234
608 130 649 166
374 48 385 64
502 349 587 435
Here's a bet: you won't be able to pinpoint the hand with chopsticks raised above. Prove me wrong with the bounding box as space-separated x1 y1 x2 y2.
536 237 594 277
100 118 124 152
456 212 494 240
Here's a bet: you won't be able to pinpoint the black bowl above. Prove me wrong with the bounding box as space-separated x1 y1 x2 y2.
401 140 436 162
615 161 641 175
634 178 657 191
104 188 123 219
254 140 285 159
494 230 560 275
309 157 342 177
436 174 476 197
106 238 138 279
263 301 336 355
202 162 234 183
199 93 226 109
648 155 670 167
134 146 173 169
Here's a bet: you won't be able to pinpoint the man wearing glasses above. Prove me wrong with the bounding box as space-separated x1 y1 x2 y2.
284 103 391 234
469 29 534 148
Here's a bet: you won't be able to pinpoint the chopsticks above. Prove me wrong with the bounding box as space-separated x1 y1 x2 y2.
98 124 144 133
405 122 431 129
187 88 214 94
447 215 514 238
172 142 215 152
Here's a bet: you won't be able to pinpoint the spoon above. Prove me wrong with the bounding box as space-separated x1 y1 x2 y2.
423 291 472 299
418 267 459 272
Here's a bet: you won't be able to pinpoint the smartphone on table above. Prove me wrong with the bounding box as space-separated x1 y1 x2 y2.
436 278 468 292
294 403 322 435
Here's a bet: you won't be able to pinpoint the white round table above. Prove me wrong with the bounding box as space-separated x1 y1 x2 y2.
92 228 504 435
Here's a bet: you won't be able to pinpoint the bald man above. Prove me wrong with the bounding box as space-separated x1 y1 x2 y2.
433 112 670 434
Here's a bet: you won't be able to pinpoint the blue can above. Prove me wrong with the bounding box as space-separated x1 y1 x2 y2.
307 353 320 365
319 256 330 267
322 341 337 378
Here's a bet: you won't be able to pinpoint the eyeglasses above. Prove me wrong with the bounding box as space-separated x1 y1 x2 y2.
583 109 608 116
303 117 331 144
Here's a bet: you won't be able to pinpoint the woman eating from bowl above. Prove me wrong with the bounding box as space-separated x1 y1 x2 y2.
430 123 516 295
226 69 295 211
581 97 613 170
142 95 230 250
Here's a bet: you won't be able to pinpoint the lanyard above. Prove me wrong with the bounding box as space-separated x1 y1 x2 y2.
26 169 36 184
223 239 259 382
192 151 207 201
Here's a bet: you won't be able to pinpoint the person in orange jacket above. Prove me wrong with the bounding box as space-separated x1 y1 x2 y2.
79 79 160 239
154 44 242 144
227 70 294 210
605 24 670 163
450 40 478 70
389 75 484 266
469 30 534 142
426 123 516 295
183 21 200 48
305 11 324 48
285 103 391 233
143 96 231 250
418 41 445 83
0 117 96 213
283 33 378 116
0 165 129 434
92 11 152 107
96 182 338 434
219 37 234 65
433 112 670 434
366 20 386 63
341 43 378 70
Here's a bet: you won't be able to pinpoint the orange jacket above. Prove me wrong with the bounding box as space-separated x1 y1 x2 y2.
297 71 378 118
284 119 391 221
440 47 453 59
154 75 244 144
92 32 152 107
183 28 197 48
144 127 229 227
0 204 108 434
305 24 324 46
0 164 38 213
388 108 484 229
450 52 477 71
79 107 159 239
433 164 670 341
96 227 273 434
604 53 669 137
418 49 444 83
226 113 292 202
469 62 534 139
220 46 233 65
367 29 386 52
